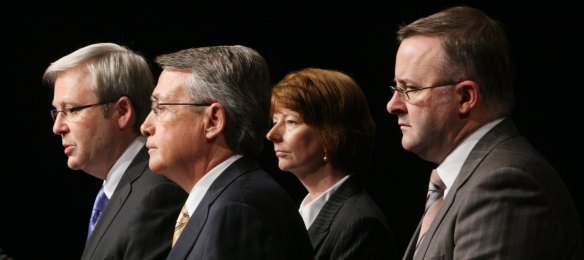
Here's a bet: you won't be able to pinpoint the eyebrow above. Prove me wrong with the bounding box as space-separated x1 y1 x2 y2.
394 79 416 86
151 88 185 102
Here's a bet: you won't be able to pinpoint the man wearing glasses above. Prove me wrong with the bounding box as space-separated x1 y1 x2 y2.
140 45 314 259
387 6 583 260
43 42 187 260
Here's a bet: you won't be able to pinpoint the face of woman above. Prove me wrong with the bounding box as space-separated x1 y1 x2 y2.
266 107 325 177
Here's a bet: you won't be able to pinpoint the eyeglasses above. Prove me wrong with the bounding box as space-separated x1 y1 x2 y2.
151 101 211 121
389 81 459 102
51 101 114 122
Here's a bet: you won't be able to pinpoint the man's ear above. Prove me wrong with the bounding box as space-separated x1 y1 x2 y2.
115 96 135 129
203 103 225 139
457 80 480 116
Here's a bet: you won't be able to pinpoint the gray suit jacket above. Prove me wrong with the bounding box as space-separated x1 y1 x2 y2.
404 118 583 259
308 176 398 260
167 156 314 260
81 148 187 260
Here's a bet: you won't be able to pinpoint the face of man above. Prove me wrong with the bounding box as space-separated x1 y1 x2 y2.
52 67 118 179
386 35 460 162
141 70 207 183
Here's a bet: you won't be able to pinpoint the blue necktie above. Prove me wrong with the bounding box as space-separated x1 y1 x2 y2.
87 186 109 240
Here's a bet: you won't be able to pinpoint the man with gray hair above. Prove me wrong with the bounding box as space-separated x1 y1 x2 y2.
141 45 314 259
44 42 187 260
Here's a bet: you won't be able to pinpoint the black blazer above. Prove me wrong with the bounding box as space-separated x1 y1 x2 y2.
81 148 187 260
403 118 584 260
308 175 398 260
168 156 314 260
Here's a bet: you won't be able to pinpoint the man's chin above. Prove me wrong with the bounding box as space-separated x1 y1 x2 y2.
66 159 81 170
148 161 165 174
401 137 413 150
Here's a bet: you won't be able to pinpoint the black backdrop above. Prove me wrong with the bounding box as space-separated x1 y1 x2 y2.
1 0 582 259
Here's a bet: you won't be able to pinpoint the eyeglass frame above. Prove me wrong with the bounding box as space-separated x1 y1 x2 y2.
151 101 212 121
389 81 461 101
50 101 115 122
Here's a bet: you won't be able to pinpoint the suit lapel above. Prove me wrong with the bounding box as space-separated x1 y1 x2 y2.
414 118 518 257
169 156 260 259
308 176 359 250
403 220 422 259
84 148 148 257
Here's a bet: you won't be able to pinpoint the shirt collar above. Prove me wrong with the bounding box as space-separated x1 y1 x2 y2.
438 118 504 197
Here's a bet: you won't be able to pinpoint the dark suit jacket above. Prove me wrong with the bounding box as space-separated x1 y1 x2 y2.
308 176 398 260
404 118 584 260
167 156 314 260
82 148 187 260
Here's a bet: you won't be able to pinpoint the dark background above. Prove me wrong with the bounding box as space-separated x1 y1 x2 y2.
1 0 581 259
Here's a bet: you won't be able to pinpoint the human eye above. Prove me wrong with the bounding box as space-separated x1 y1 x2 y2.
403 85 422 92
393 84 416 93
64 106 78 115
153 102 169 115
151 103 160 115
270 118 279 126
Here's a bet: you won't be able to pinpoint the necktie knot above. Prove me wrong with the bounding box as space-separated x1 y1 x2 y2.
93 187 109 211
425 169 446 212
429 169 446 191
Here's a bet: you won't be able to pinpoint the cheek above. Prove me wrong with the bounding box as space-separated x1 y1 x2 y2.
147 126 177 172
290 131 322 160
68 123 107 170
156 126 182 155
160 123 201 156
407 105 432 126
75 123 102 152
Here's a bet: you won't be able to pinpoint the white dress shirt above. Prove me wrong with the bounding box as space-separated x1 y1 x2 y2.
184 155 243 217
298 175 350 229
437 118 504 198
102 136 147 198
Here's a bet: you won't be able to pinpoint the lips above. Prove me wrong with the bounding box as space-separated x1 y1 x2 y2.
145 142 158 154
397 119 410 128
63 144 74 155
274 149 288 157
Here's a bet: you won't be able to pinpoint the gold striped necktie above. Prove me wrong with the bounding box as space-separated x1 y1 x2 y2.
172 204 190 247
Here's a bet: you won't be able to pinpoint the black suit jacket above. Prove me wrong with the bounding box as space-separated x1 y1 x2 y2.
82 147 187 260
308 176 398 260
167 156 314 260
404 118 584 260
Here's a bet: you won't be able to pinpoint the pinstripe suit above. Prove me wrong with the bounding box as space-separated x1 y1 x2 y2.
403 118 583 259
308 176 398 260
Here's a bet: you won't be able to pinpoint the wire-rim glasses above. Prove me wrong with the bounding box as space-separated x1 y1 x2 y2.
50 101 115 122
389 81 460 101
151 102 212 121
